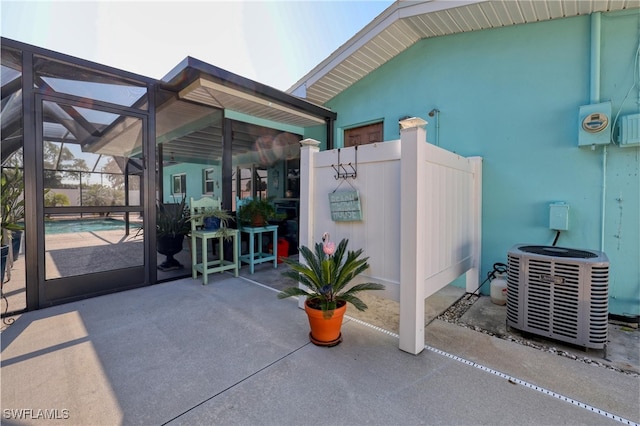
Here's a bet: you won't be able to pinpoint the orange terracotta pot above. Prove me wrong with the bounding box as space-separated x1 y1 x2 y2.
304 299 347 347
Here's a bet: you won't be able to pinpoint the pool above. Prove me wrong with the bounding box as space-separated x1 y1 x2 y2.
44 218 142 234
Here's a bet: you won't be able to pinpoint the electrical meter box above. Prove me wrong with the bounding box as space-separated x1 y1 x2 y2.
549 202 569 231
578 102 611 147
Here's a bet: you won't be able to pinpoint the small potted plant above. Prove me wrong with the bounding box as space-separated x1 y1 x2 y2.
156 197 190 271
278 233 385 346
190 207 235 240
237 197 279 227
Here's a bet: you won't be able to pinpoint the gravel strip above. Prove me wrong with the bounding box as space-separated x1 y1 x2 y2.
437 293 639 377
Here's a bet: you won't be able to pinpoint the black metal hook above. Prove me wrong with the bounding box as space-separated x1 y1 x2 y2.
331 146 358 180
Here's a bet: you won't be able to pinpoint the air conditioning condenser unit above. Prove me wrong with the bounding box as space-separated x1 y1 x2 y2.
506 245 609 350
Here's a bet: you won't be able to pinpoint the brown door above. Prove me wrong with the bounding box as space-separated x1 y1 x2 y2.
344 122 383 147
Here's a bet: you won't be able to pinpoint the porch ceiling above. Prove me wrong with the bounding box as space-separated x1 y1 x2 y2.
161 56 335 132
290 0 636 104
179 78 326 128
155 98 299 165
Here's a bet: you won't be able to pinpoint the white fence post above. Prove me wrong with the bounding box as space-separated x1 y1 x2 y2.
298 138 320 309
466 157 483 293
398 118 428 355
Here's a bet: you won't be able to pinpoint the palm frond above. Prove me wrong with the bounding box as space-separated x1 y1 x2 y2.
339 294 368 311
342 282 386 295
276 286 311 299
278 237 385 313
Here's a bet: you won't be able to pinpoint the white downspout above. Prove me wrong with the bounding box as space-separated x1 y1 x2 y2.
590 12 606 252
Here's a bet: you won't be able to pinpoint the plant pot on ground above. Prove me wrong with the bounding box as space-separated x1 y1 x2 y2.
10 230 22 259
1 245 8 285
277 233 385 346
156 198 190 271
157 234 185 270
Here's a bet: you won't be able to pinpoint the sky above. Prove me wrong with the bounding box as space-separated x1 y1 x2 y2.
1 1 394 91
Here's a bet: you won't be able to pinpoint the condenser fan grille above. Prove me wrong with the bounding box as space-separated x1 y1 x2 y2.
519 245 598 259
506 245 609 350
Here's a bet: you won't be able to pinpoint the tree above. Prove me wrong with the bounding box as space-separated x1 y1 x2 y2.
42 141 89 188
44 192 70 207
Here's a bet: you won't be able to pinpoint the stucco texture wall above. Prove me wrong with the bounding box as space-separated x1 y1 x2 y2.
325 12 640 317
162 162 222 204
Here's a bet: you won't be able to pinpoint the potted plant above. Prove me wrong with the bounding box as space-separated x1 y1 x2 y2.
156 197 190 271
237 197 279 227
190 207 235 240
1 166 25 282
277 233 385 346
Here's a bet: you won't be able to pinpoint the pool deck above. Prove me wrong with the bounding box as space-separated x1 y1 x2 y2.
3 229 156 313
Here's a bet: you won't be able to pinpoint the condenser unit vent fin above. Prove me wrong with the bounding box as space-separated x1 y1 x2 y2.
506 245 609 350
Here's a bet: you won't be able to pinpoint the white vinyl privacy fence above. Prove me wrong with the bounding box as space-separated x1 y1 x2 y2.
298 120 482 354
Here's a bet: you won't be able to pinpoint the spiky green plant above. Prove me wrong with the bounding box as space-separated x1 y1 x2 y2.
277 238 385 318
156 198 190 238
237 196 286 226
1 166 25 246
189 207 235 241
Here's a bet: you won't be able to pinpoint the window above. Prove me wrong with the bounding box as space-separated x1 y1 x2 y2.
344 122 383 147
203 168 215 194
172 174 186 195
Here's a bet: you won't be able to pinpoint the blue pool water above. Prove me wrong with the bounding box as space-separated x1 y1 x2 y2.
45 219 142 235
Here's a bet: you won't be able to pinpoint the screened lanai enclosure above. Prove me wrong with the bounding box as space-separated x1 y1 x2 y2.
1 38 335 314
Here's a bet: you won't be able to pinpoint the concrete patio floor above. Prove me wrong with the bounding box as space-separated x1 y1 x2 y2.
1 268 639 426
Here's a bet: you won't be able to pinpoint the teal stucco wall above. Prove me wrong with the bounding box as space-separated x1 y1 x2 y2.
325 12 640 317
162 162 222 204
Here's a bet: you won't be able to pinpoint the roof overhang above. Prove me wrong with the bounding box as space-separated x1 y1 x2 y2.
162 57 336 128
288 0 637 104
180 78 326 127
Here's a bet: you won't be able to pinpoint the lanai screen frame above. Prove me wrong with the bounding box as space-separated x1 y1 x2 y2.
2 37 337 311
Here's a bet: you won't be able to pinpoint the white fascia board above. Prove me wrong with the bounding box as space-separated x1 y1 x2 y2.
287 0 487 95
395 0 487 19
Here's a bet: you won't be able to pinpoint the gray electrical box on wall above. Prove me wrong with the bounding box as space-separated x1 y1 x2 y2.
617 113 640 147
549 202 569 231
578 102 611 147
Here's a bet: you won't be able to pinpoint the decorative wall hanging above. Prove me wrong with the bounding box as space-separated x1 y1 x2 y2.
328 190 362 222
328 146 362 221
